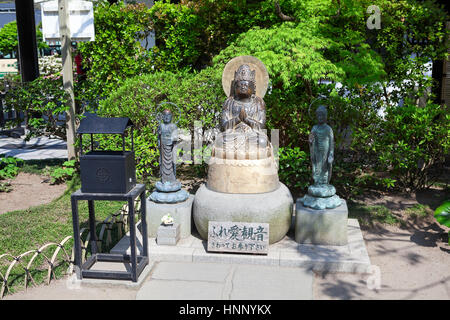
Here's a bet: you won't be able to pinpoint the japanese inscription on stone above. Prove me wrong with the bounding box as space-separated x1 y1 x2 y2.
207 221 269 254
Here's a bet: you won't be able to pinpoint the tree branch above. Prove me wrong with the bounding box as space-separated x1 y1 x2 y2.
274 1 295 22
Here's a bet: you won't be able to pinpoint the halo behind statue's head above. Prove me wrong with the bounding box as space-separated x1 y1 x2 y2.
154 101 181 125
308 94 329 120
222 55 269 98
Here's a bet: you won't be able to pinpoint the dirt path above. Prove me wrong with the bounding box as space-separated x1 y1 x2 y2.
0 172 66 214
314 221 449 299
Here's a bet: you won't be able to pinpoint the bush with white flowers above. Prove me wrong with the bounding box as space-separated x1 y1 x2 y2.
39 55 62 75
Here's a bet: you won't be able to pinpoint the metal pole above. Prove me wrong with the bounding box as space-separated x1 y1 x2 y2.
88 200 98 255
58 0 77 160
15 1 39 82
15 0 39 130
128 197 137 282
71 196 82 279
0 93 5 128
140 190 148 259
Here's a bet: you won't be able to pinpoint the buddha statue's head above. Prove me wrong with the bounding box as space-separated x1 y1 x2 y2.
162 109 173 124
233 64 256 99
316 105 327 124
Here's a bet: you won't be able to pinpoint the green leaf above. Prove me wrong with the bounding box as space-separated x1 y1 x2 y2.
434 200 450 228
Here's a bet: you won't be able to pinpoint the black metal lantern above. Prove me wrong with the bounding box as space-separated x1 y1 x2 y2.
77 113 136 194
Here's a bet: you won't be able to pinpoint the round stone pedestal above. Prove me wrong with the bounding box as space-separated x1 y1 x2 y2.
193 183 293 244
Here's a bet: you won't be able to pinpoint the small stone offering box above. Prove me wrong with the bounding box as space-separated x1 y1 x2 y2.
157 223 180 246
207 221 269 254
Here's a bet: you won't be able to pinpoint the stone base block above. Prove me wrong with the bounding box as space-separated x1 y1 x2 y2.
147 195 194 239
157 223 180 238
295 199 348 246
193 183 293 244
157 236 180 246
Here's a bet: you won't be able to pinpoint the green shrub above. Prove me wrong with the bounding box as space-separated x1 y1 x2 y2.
0 157 24 180
149 0 278 71
149 1 204 71
97 67 223 179
4 74 69 139
354 102 449 191
277 147 309 189
77 1 153 102
50 160 77 185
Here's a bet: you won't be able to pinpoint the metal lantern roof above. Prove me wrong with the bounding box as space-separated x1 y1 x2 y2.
76 113 133 135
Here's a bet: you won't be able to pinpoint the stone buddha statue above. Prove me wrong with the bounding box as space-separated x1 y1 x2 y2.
207 58 279 194
193 56 293 245
299 105 343 209
213 64 269 159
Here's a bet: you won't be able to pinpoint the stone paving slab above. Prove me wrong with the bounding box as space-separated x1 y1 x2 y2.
111 219 371 273
137 279 226 300
230 264 313 300
151 261 232 282
136 261 313 300
0 136 67 159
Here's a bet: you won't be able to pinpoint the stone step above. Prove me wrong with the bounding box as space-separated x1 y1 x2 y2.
111 219 371 273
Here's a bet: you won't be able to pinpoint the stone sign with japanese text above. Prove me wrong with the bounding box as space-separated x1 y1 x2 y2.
207 221 269 254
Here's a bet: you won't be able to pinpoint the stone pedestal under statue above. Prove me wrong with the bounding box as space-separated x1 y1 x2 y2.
295 199 348 245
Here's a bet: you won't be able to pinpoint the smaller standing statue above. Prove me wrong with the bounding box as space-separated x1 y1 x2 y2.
158 109 178 184
150 109 189 203
299 105 343 210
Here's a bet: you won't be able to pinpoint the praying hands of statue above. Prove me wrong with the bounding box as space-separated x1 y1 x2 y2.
239 107 247 123
239 107 260 129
